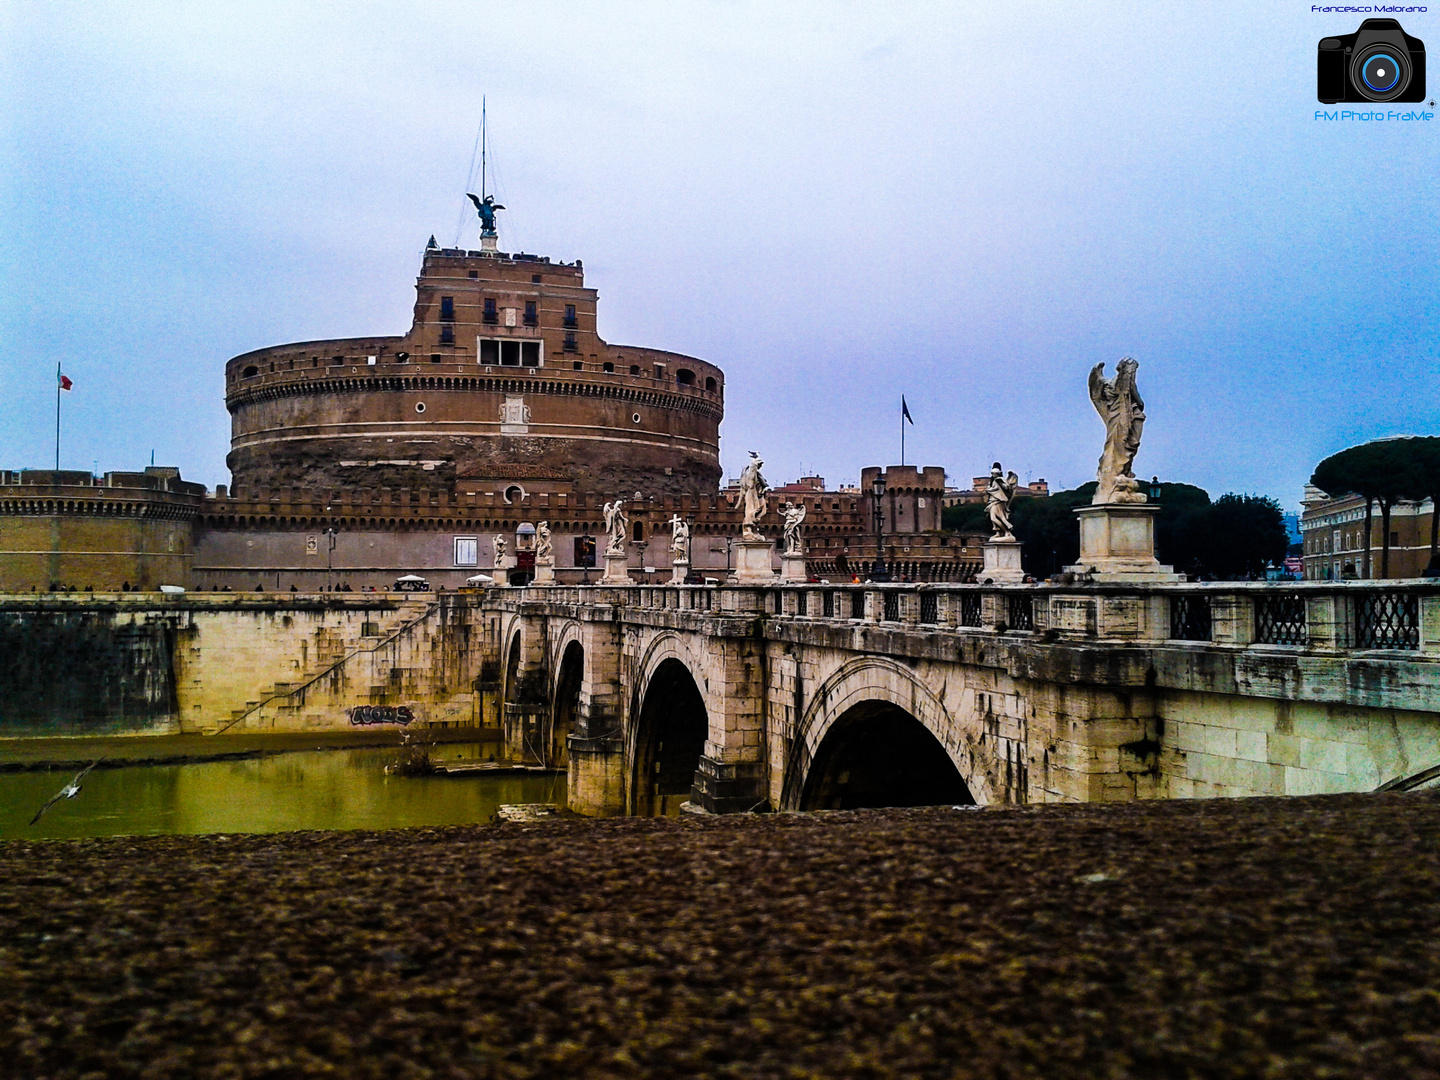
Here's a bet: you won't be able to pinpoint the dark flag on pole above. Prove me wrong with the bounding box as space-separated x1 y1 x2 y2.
900 396 914 465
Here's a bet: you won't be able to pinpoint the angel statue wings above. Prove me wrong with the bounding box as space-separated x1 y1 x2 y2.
669 514 691 561
984 463 1019 540
738 452 770 540
781 501 807 556
603 498 629 555
1087 358 1147 504
466 192 505 235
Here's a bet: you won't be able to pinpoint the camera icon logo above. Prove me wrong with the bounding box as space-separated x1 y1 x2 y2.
1318 18 1426 103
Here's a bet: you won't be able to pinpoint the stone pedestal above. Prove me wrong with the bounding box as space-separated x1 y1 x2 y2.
533 558 555 585
781 552 808 582
601 550 632 584
670 558 690 585
980 537 1025 584
731 537 777 583
480 233 498 253
1066 503 1182 582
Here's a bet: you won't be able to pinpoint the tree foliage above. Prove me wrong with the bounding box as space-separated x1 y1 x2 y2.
948 480 1289 579
1312 436 1440 574
1202 495 1291 579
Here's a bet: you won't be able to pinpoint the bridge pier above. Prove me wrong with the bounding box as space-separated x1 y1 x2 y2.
687 637 769 813
566 616 628 816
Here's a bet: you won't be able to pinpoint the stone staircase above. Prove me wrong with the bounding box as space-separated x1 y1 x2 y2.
207 600 439 735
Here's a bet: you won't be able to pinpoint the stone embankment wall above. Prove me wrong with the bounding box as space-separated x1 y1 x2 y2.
5 584 1440 815
0 594 492 737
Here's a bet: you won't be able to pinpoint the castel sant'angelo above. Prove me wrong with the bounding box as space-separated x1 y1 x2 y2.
1 198 985 591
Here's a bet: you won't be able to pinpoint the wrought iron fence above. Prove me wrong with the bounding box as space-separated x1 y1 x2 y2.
822 590 835 618
1007 594 1034 632
919 592 939 624
796 590 809 617
1170 594 1212 641
883 591 901 622
958 592 982 627
1255 595 1307 646
1356 591 1420 649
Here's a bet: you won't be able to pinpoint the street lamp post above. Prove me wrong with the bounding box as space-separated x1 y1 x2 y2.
325 526 337 592
870 473 891 583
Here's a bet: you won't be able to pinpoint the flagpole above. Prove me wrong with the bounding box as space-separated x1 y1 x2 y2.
55 362 61 471
901 398 906 467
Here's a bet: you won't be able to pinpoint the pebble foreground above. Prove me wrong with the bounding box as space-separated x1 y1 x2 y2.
4 794 1440 1079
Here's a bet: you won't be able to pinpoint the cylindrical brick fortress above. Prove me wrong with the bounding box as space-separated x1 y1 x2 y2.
224 248 723 500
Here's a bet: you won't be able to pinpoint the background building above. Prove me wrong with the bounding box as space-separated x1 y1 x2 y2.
0 468 205 591
1300 484 1436 580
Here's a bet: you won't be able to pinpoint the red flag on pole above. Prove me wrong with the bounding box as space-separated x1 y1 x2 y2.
58 372 73 391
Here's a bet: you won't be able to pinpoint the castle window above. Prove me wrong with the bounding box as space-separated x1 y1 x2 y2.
573 361 583 370
503 485 524 504
501 341 520 366
454 536 479 566
242 365 259 378
629 365 640 376
564 304 577 328
331 356 344 366
603 362 615 373
522 341 541 367
531 273 541 284
705 377 717 392
480 339 499 366
633 521 644 542
440 296 455 321
430 354 442 363
524 301 538 327
483 298 498 325
676 368 695 386
439 325 454 345
563 332 577 352
468 270 479 279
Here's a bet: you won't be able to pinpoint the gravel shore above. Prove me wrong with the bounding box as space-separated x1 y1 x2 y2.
4 794 1440 1079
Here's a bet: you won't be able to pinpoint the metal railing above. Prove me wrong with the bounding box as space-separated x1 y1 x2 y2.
479 580 1437 654
1356 591 1420 649
1170 594 1212 641
1007 594 1034 632
1255 595 1308 646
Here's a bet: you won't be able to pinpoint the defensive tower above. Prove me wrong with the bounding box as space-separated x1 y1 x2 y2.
224 245 724 501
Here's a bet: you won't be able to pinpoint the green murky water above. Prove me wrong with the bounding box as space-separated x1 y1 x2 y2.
0 746 564 840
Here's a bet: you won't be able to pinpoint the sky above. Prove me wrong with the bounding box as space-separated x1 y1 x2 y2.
2 1 1437 507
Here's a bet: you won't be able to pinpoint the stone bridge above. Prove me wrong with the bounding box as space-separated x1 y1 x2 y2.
488 580 1440 815
3 581 1438 814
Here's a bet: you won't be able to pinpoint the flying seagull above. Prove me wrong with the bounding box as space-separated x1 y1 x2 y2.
30 758 104 826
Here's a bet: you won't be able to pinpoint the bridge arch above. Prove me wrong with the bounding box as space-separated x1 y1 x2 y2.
503 626 524 709
784 657 982 810
628 633 711 816
549 638 584 768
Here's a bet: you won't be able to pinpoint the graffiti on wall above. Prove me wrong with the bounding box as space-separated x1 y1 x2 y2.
348 705 415 726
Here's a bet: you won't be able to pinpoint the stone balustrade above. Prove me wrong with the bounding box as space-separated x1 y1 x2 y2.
495 579 1440 655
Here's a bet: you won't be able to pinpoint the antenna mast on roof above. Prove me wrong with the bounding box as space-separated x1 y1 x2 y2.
464 96 505 252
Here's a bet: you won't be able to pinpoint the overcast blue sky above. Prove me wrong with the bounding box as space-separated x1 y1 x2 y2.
2 2 1436 505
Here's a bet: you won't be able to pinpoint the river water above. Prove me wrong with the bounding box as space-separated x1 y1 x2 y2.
0 746 564 840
